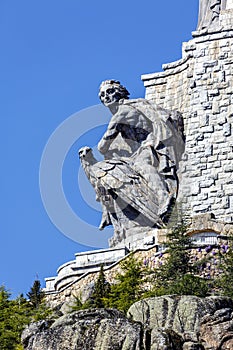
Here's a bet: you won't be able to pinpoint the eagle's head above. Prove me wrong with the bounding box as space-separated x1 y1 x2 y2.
78 146 92 159
79 146 97 173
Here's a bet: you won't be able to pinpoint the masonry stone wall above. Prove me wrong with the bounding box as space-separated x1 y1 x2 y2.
142 9 233 224
45 245 161 312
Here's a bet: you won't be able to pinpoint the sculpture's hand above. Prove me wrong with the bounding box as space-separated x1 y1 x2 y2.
98 138 108 154
98 126 118 154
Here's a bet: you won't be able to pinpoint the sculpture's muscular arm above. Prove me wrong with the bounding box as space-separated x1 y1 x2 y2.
98 118 119 154
98 109 134 154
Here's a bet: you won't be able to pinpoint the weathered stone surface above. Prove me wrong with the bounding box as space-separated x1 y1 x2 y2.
22 296 233 350
200 307 233 349
128 295 233 349
182 342 204 350
22 309 142 350
21 320 54 349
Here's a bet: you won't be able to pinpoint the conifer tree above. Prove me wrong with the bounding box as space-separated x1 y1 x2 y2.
27 280 45 309
70 265 110 311
70 295 84 312
0 283 52 349
148 224 210 297
106 255 146 313
216 236 233 298
0 287 31 349
91 264 110 308
27 280 52 321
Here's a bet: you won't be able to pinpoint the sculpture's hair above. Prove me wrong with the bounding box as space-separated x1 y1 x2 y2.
98 80 130 100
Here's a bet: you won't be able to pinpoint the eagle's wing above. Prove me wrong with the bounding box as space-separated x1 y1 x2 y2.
93 161 164 227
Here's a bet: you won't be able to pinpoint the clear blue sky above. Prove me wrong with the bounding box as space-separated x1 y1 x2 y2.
1 1 198 298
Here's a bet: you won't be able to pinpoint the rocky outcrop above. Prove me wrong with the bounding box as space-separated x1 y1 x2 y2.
21 309 142 350
128 295 233 349
200 307 233 349
22 296 233 350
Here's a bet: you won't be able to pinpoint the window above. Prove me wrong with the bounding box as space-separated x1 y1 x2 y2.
191 231 218 245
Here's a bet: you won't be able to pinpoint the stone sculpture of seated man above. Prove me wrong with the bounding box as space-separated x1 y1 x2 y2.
79 80 185 245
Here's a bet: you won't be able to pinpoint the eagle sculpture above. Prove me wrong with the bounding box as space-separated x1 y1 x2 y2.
79 146 164 230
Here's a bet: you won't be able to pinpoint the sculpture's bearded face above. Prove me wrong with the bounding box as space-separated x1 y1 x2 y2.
99 84 122 107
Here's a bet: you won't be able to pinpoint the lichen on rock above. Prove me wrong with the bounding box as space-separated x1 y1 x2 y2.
22 295 233 350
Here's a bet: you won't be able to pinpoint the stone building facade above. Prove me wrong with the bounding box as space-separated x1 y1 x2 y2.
142 7 233 224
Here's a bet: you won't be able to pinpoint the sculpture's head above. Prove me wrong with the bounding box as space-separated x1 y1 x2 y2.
98 80 130 107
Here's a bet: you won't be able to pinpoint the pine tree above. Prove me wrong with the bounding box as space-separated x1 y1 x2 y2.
216 236 233 298
0 284 52 349
91 264 110 308
0 286 16 349
106 255 146 313
26 280 52 321
148 224 210 297
27 280 45 309
70 265 110 311
70 295 85 312
0 287 31 349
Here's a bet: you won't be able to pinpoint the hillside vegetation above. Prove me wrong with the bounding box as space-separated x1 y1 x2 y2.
1 225 233 349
